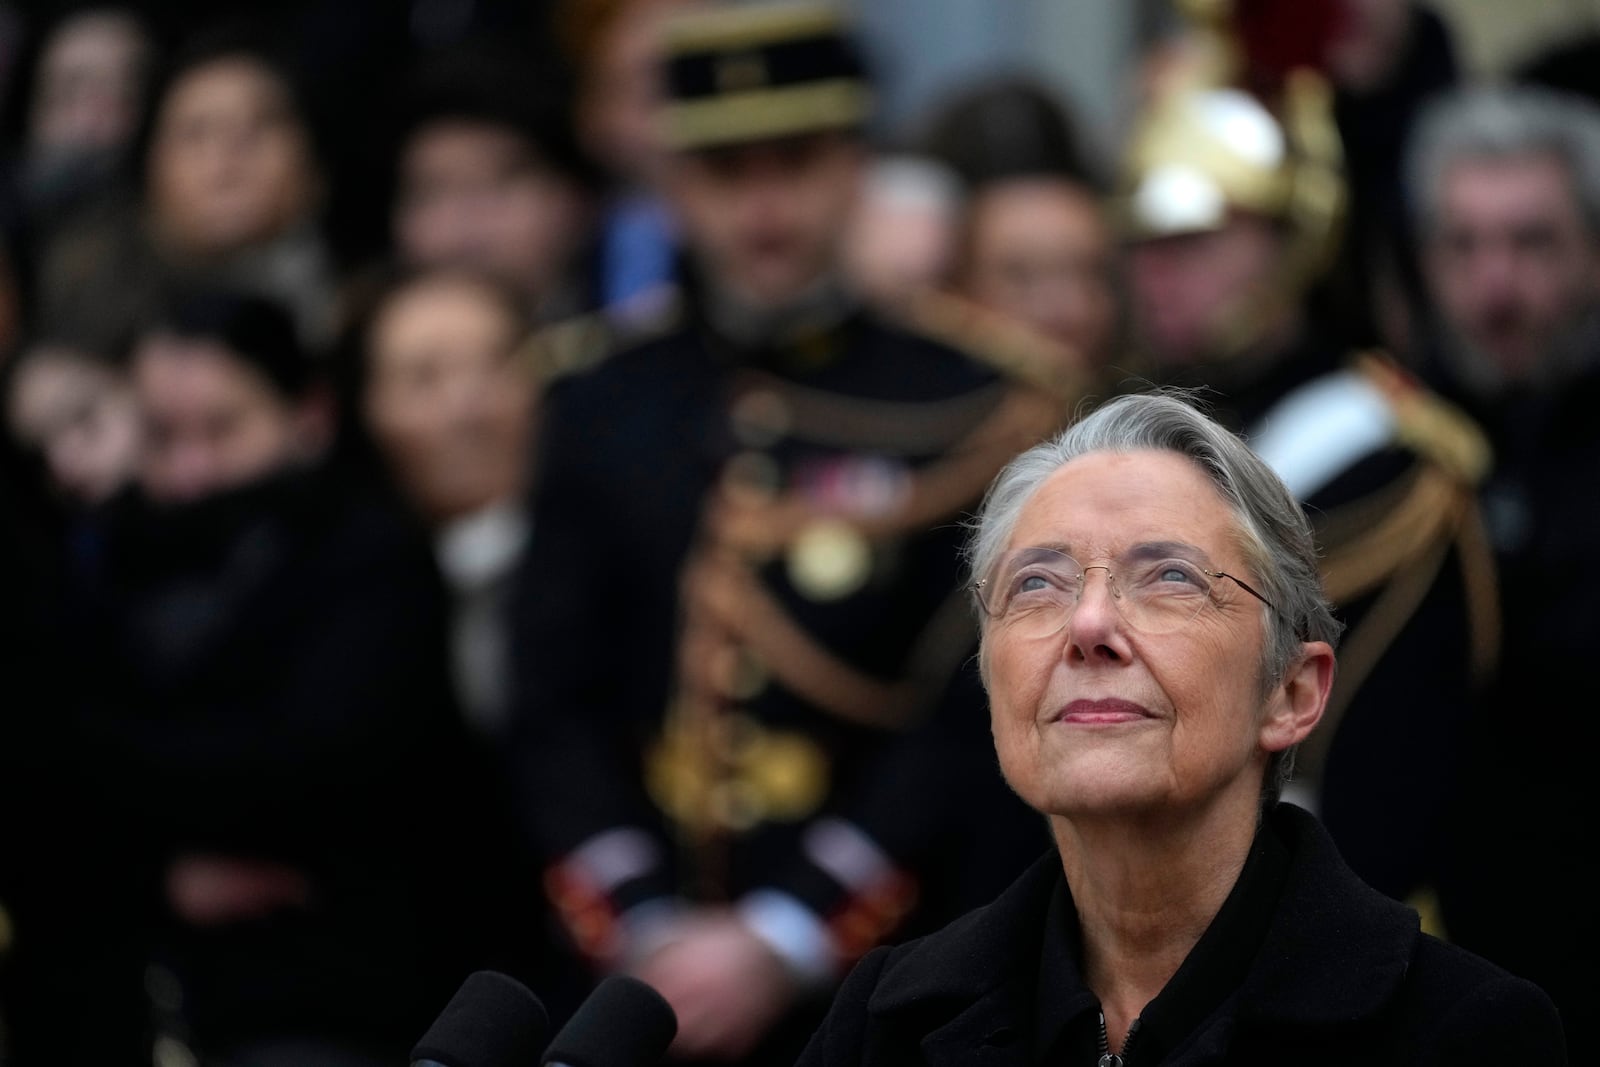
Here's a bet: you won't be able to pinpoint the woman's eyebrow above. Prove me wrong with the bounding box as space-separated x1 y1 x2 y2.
1123 540 1208 563
1000 542 1078 565
1004 540 1212 564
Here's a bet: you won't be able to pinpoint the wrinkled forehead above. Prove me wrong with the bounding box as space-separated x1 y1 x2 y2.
1006 449 1244 563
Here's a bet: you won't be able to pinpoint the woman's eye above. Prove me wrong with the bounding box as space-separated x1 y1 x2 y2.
1006 571 1057 605
1015 565 1081 597
1152 562 1203 587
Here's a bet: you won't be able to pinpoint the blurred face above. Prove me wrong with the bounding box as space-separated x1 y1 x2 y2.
1325 0 1412 93
1423 153 1600 385
395 121 591 306
147 56 320 256
1127 214 1282 366
132 335 302 504
963 178 1118 366
666 132 865 308
577 0 689 186
841 171 957 312
363 275 536 522
7 349 140 506
29 11 149 156
984 450 1285 823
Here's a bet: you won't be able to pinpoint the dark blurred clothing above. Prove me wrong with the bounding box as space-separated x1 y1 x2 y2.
1417 333 1600 1063
1313 2 1460 354
1513 26 1600 108
507 270 1067 1060
39 460 547 1063
1 445 147 1065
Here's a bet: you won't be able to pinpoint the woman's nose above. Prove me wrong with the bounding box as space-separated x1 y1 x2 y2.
1062 566 1125 652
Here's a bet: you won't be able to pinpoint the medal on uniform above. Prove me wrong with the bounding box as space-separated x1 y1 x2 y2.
787 518 872 601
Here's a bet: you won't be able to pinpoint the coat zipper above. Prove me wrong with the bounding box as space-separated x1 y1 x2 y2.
1097 1011 1143 1067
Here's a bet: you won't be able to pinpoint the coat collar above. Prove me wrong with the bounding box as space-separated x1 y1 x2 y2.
865 805 1420 1059
864 844 1062 1067
867 848 1060 1014
866 848 1061 1067
1233 804 1420 1026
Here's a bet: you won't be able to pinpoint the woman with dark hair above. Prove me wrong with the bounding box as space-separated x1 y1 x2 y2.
30 19 339 358
338 262 542 738
913 73 1125 388
384 36 604 325
42 285 533 1066
912 73 1101 193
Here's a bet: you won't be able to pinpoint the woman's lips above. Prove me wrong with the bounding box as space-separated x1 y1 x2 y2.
1056 698 1153 725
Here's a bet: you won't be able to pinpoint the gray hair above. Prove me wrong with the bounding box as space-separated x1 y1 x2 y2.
1406 83 1600 237
964 389 1342 807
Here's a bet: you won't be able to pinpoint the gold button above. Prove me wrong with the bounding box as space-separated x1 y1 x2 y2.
787 518 872 601
744 731 829 820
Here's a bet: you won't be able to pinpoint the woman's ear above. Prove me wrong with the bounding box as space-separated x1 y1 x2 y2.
1259 640 1335 754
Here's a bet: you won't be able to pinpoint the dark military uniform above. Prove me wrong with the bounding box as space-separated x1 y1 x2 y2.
505 272 1073 1052
1417 337 1600 1061
1128 330 1497 907
505 3 1082 1057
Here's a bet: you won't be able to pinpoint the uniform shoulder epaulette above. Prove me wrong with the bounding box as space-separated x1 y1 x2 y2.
517 311 616 386
518 288 686 386
1352 350 1492 487
895 289 1092 404
1293 351 1502 778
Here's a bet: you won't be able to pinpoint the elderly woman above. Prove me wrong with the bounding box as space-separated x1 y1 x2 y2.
798 391 1565 1065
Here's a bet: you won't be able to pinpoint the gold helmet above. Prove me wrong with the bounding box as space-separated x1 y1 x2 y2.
1116 0 1346 357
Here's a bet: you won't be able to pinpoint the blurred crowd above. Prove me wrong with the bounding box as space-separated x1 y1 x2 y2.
0 0 1595 1064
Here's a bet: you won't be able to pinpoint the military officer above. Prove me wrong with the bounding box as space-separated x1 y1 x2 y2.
1405 82 1600 1061
1116 1 1498 911
505 3 1077 1062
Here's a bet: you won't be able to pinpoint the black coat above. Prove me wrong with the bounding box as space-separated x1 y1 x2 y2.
1420 346 1600 1062
797 805 1567 1066
48 463 532 1061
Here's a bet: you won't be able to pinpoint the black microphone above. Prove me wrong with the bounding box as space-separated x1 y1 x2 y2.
411 969 551 1067
542 974 678 1067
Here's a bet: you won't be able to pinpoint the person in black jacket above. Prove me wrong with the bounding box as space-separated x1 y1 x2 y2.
505 3 1079 1062
798 390 1566 1067
59 288 517 1066
1405 82 1600 1064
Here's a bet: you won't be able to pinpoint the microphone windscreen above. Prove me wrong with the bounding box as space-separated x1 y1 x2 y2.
411 969 551 1067
542 975 678 1067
